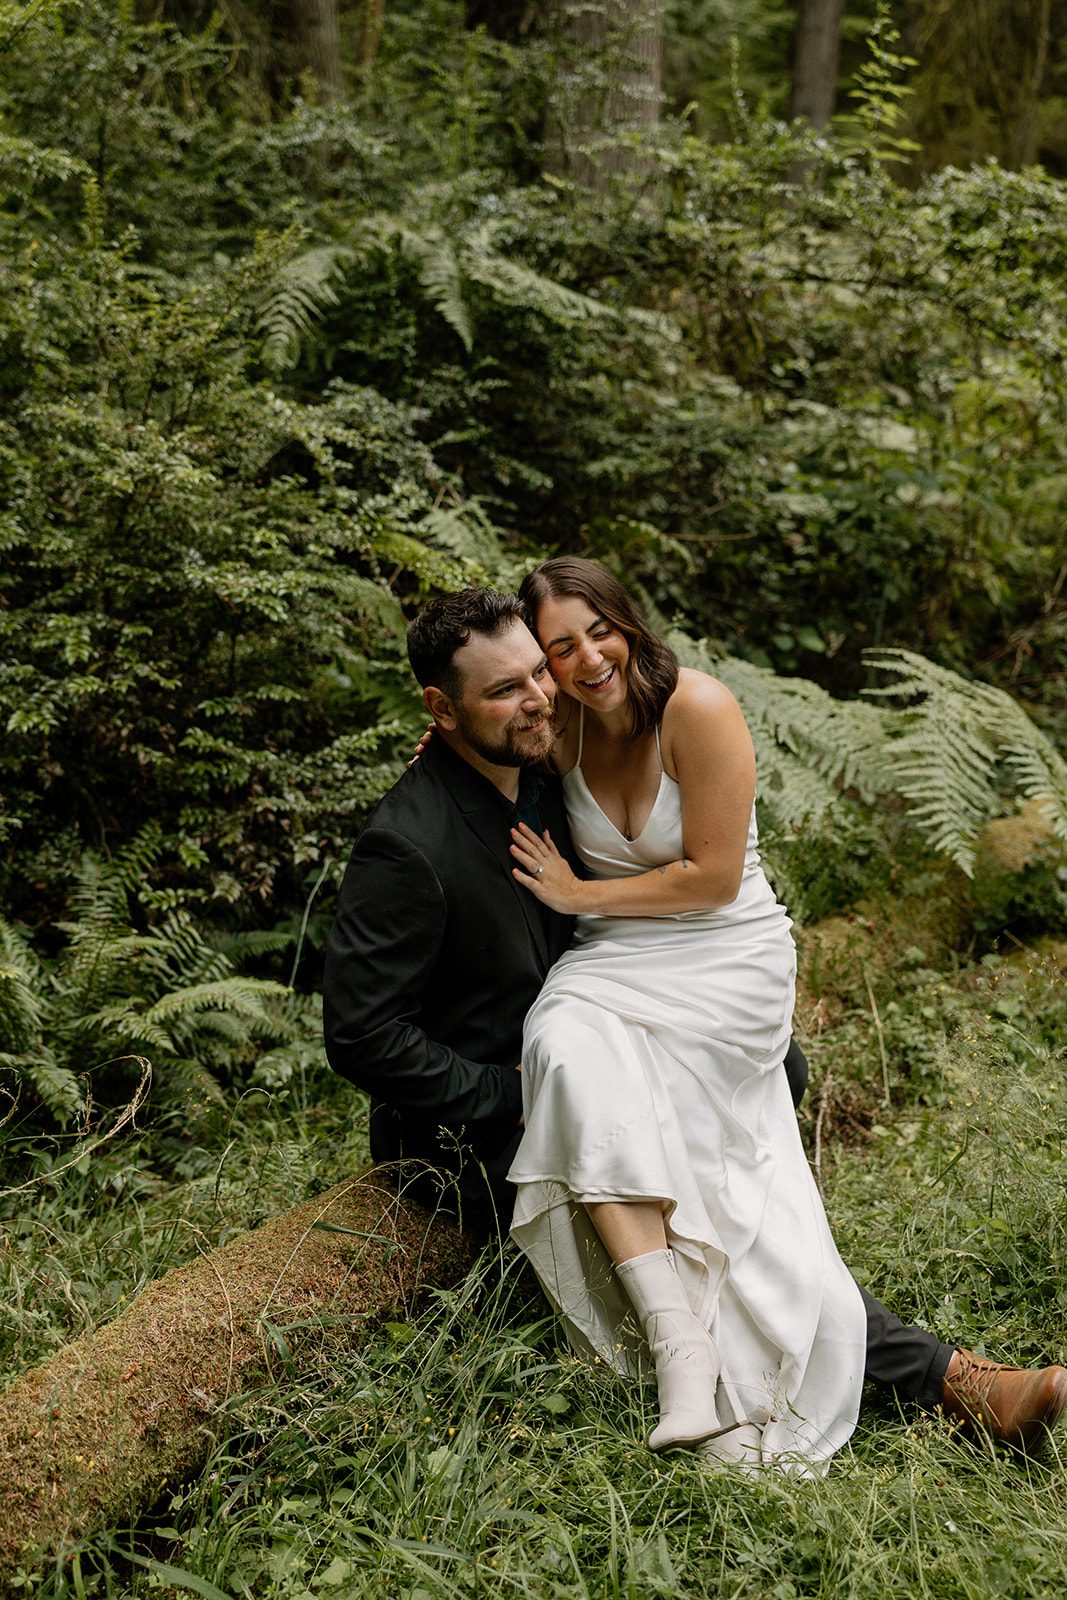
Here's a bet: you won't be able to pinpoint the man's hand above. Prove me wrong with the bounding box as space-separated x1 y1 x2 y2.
510 822 585 914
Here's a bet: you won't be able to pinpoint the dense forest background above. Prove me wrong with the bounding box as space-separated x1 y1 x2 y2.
6 3 1067 1596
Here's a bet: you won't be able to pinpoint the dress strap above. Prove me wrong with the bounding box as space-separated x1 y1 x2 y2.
654 722 665 772
575 703 586 767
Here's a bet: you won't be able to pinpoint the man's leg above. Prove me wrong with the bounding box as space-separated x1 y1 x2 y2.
782 1036 808 1109
860 1287 953 1408
861 1286 1067 1450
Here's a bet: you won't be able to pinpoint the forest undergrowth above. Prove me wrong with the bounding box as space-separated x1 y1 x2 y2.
6 931 1067 1599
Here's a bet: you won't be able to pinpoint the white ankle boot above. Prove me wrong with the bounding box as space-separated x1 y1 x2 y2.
615 1248 728 1452
699 1421 764 1473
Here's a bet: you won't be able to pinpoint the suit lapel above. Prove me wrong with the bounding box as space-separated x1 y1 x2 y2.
429 740 551 967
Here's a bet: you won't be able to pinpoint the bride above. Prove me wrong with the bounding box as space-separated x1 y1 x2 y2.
505 557 867 1473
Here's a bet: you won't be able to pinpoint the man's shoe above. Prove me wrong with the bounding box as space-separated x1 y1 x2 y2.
941 1348 1067 1452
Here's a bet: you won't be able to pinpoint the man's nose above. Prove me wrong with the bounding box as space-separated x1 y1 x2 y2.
523 676 552 709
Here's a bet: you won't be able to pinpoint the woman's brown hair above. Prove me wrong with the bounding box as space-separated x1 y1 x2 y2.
518 558 679 740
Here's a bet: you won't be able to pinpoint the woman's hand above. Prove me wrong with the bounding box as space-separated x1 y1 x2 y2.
408 722 436 766
510 823 584 914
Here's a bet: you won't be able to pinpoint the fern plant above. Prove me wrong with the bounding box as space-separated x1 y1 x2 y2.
674 636 1067 885
256 241 353 375
0 835 294 1146
0 917 83 1126
257 213 679 375
865 650 1067 875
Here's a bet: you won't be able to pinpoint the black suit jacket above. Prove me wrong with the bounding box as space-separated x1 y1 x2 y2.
323 737 578 1226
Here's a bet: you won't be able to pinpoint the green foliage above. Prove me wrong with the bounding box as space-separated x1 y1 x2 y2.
0 841 297 1165
0 211 517 917
674 637 1067 900
9 977 1067 1598
834 3 921 164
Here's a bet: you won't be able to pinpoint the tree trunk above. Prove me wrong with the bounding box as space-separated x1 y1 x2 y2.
1004 0 1051 169
356 0 386 69
789 0 844 128
545 0 662 183
288 0 345 101
0 1172 477 1584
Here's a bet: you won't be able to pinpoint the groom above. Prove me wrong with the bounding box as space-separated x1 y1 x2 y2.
324 585 1067 1453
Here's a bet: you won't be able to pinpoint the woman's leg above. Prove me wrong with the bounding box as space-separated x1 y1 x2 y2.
585 1200 667 1265
585 1198 762 1464
584 1200 727 1451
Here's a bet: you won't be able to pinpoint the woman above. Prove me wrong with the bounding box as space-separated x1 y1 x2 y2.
505 558 867 1473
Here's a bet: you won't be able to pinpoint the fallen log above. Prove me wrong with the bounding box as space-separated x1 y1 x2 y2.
0 1170 478 1583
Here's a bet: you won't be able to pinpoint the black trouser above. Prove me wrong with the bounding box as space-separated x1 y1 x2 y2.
860 1287 954 1408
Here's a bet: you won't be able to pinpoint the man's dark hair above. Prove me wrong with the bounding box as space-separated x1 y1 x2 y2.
407 588 527 700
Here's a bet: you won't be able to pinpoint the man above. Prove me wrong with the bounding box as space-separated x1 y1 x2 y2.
324 586 1067 1453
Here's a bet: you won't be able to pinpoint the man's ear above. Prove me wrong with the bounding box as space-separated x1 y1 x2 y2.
423 685 458 731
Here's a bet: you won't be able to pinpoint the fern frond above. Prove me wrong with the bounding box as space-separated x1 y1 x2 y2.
353 216 680 354
866 649 1067 873
0 917 42 1053
257 245 352 375
675 636 1067 878
143 977 288 1022
0 1054 84 1125
420 503 507 574
462 223 627 331
671 634 888 833
152 912 234 988
327 574 408 639
413 237 473 353
205 929 294 961
78 1005 174 1054
191 1010 267 1046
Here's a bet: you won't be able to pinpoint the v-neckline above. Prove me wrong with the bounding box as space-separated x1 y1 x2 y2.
569 762 668 846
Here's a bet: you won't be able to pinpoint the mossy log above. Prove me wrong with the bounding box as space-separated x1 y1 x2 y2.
0 1170 477 1582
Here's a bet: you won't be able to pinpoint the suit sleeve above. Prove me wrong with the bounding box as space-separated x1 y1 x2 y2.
322 827 524 1132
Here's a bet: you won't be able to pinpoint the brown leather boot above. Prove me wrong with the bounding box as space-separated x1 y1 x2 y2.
941 1348 1067 1451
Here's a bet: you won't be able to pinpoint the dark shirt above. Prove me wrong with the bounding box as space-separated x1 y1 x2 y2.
492 767 548 934
492 765 546 835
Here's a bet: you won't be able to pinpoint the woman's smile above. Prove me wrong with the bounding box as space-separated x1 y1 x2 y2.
536 594 630 711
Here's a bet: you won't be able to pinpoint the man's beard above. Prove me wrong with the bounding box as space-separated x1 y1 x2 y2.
455 705 556 768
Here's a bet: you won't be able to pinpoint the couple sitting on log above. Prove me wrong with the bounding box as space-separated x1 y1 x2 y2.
324 559 1067 1473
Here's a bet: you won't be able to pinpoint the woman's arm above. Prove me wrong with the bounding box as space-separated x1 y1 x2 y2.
510 673 756 917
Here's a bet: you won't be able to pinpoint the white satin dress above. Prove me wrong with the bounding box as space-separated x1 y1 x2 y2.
508 713 866 1471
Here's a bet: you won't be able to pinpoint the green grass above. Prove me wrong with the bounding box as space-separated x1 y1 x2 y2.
5 951 1067 1599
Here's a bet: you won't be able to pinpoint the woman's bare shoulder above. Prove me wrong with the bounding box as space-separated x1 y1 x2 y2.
660 668 750 775
667 667 744 723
